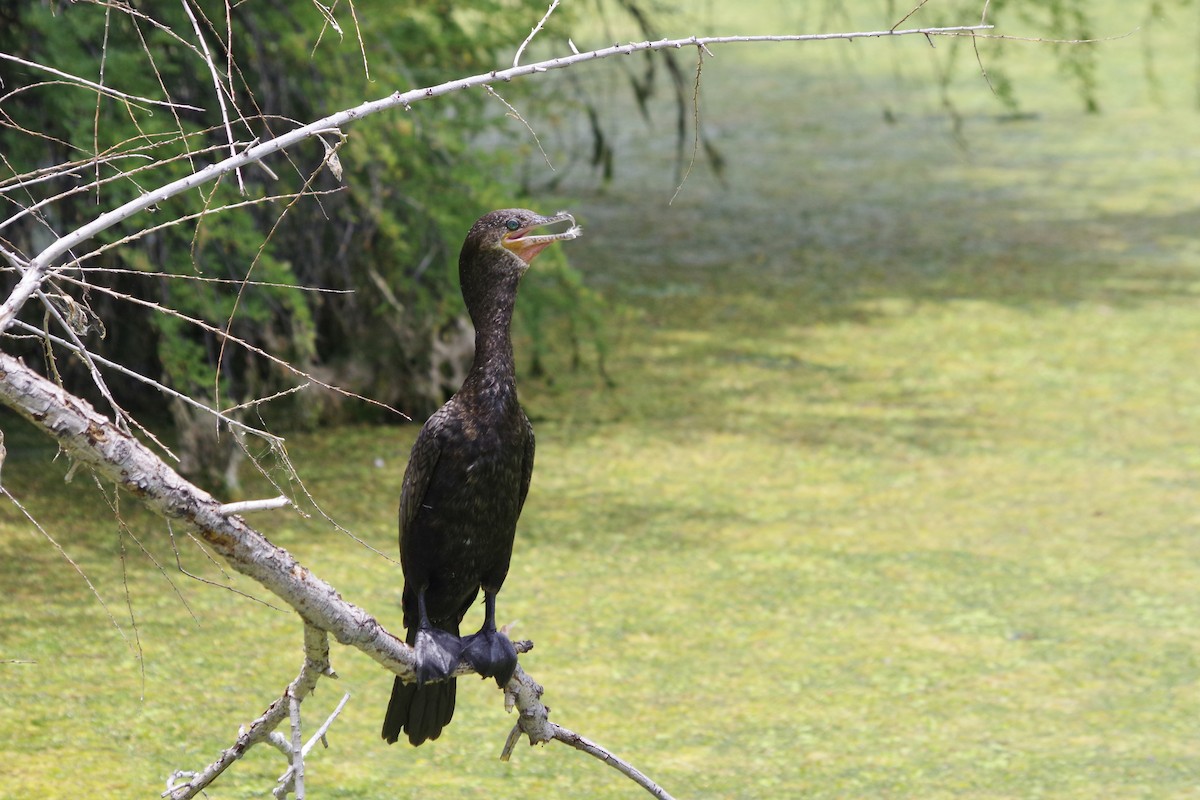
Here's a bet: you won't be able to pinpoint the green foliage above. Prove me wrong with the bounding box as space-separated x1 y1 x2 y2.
0 0 577 433
879 0 1195 117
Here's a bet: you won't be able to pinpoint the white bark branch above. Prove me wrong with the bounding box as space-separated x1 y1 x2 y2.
0 23 991 333
286 692 305 799
0 351 414 675
513 0 561 68
274 692 351 799
180 0 246 194
219 496 292 515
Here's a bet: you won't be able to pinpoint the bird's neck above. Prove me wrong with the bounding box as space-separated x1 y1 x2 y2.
465 289 518 397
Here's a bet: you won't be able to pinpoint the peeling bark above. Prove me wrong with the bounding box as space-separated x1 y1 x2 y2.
0 351 414 673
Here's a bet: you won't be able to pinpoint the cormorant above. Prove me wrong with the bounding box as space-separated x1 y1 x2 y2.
381 208 581 747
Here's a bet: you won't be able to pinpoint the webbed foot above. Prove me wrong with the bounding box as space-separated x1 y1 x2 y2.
413 626 462 685
461 626 518 687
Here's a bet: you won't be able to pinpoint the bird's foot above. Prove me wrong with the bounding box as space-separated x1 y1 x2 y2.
461 626 518 687
413 627 462 685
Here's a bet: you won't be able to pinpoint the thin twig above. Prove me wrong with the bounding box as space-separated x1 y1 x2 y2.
219 496 292 515
69 267 352 294
93 4 113 201
483 84 554 169
891 0 934 32
668 46 706 205
344 0 371 80
971 29 999 97
0 243 28 272
944 29 1136 44
274 692 351 797
95 475 201 631
113 491 147 698
181 0 245 194
223 382 314 412
37 289 132 432
166 519 287 612
212 149 333 411
0 52 205 112
551 723 677 800
513 0 561 68
0 485 131 647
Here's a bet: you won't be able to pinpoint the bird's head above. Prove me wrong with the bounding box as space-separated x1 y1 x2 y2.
458 208 581 324
463 208 582 273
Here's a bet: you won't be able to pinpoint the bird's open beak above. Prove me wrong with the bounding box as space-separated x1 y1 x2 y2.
501 211 582 265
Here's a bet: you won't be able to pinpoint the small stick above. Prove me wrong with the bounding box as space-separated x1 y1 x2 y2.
219 496 292 515
483 85 554 169
513 0 561 68
180 0 245 194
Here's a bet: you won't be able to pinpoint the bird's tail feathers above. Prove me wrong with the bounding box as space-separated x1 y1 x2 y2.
381 675 457 746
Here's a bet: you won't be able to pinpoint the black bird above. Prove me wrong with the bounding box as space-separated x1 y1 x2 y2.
381 208 580 747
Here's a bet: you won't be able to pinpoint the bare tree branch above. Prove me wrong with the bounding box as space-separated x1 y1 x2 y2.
162 624 333 799
0 23 992 333
274 691 352 799
219 496 292 515
0 351 414 675
513 0 562 68
179 0 246 193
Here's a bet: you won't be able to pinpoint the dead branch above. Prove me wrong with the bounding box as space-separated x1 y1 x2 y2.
0 350 417 674
513 0 561 68
274 690 352 799
179 0 246 194
551 724 676 800
162 624 333 800
219 496 292 515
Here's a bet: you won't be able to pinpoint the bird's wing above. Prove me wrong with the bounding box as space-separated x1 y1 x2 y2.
399 406 449 536
516 411 535 517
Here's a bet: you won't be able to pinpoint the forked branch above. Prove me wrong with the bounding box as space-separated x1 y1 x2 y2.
163 624 333 800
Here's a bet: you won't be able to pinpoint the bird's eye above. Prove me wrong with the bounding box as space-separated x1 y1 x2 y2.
505 219 520 232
